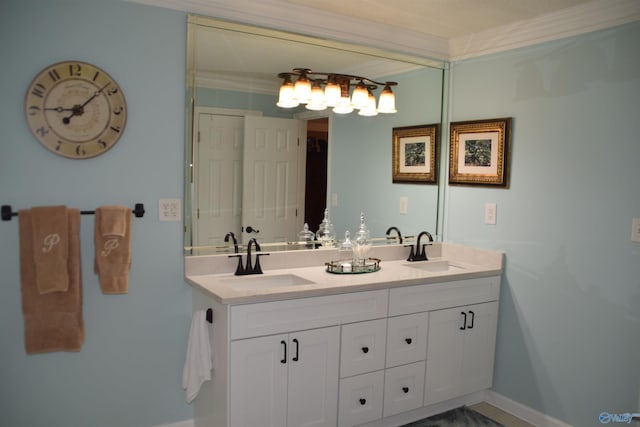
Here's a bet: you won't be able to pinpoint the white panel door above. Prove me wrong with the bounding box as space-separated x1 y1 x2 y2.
230 334 288 427
195 113 243 246
287 327 340 427
243 116 304 243
423 306 465 405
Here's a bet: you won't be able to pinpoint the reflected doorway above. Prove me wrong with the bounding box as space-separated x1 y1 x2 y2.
304 118 328 232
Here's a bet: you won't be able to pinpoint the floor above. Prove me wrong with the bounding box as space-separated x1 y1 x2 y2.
401 403 535 427
469 402 536 427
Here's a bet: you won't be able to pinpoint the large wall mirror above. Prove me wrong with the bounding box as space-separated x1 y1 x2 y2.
185 15 448 256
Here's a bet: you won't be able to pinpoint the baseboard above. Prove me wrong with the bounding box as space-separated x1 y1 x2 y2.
484 390 574 427
154 419 194 427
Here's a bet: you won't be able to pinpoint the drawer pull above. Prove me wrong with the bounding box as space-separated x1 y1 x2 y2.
405 338 412 345
359 398 366 406
402 386 409 393
361 346 369 354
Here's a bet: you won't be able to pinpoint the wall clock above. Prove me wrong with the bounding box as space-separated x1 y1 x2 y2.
24 60 127 159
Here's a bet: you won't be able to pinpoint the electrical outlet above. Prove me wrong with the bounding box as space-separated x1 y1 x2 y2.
485 203 497 225
159 198 181 222
632 218 640 243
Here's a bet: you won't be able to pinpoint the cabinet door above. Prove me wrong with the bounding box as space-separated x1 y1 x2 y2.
288 326 340 427
461 301 498 395
230 334 288 427
423 307 465 405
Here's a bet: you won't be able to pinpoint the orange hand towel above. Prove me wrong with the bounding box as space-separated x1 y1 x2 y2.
30 205 69 294
19 208 84 354
94 206 132 294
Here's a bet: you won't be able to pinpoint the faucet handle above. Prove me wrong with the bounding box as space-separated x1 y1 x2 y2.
404 244 415 262
253 253 270 274
228 254 245 275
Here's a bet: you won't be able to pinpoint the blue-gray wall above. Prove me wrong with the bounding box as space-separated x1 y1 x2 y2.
446 22 640 427
0 0 191 426
1 0 638 426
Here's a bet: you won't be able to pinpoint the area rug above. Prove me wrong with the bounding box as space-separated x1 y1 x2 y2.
401 406 504 427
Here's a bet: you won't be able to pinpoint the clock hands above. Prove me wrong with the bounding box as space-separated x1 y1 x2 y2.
61 81 111 125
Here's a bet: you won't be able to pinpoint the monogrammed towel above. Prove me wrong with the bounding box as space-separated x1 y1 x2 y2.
19 208 84 353
30 205 69 294
94 206 131 294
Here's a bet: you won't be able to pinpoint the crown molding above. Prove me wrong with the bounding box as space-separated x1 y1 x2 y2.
449 0 640 61
129 0 639 62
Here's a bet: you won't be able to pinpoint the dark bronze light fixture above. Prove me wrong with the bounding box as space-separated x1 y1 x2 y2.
276 68 398 116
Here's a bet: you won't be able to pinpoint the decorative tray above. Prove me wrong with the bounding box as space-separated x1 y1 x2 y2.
325 258 381 274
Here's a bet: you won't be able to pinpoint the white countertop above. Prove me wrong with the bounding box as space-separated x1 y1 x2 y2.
185 242 504 305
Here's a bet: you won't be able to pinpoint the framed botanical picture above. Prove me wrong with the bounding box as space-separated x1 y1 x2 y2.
449 117 512 187
392 124 439 184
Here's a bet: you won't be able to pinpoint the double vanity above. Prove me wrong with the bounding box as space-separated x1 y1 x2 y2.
185 242 504 427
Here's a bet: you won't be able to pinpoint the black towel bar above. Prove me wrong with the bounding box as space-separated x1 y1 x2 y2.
206 308 213 324
1 203 145 221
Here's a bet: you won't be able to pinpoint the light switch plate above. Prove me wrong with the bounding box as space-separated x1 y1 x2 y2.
400 197 408 214
632 218 640 242
159 198 181 222
485 203 497 225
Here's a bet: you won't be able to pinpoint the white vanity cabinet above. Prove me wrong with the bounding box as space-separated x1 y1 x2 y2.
191 272 501 427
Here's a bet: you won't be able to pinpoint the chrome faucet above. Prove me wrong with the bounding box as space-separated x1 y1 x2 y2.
385 226 403 244
406 231 433 262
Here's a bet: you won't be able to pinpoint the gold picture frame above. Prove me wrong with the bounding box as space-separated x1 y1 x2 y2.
392 124 439 184
449 117 512 187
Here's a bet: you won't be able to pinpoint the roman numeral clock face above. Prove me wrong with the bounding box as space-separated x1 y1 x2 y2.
24 61 127 159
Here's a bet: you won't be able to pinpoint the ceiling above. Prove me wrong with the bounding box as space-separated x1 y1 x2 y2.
286 0 592 39
131 0 640 60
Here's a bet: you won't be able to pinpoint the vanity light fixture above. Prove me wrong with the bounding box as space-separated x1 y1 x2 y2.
276 68 397 116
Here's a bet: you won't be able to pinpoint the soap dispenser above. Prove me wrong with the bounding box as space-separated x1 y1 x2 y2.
353 212 372 266
316 208 336 248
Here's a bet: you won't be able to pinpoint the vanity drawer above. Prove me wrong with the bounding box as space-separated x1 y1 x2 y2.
338 370 384 427
230 289 388 339
389 276 500 316
383 361 426 418
386 312 428 368
340 319 387 378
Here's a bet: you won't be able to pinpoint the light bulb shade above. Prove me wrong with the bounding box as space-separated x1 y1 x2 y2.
332 96 354 114
306 82 327 111
293 75 311 104
377 84 397 113
358 91 378 116
324 81 341 107
276 80 299 108
351 81 369 109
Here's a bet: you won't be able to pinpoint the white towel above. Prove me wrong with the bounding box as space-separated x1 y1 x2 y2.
182 310 212 403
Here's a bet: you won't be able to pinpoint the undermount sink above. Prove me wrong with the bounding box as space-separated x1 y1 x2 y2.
218 273 314 290
404 259 465 273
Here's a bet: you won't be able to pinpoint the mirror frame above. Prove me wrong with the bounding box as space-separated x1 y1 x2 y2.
184 14 450 256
